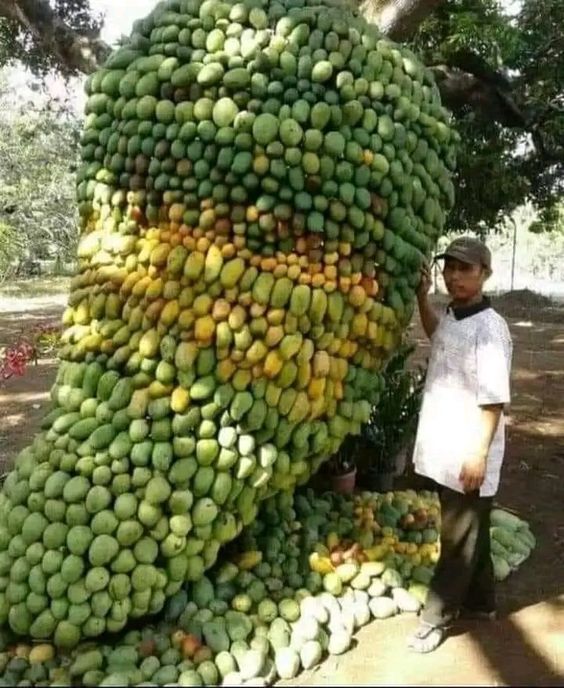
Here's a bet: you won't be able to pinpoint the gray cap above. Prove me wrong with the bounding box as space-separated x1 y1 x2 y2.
435 236 492 270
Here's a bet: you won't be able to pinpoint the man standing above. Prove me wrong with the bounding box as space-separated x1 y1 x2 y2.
408 236 513 653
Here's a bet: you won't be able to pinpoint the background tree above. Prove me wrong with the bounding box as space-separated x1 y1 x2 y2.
0 73 80 275
409 0 563 231
0 0 107 75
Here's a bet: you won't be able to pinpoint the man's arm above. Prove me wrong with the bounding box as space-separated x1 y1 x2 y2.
477 403 504 457
459 403 504 493
417 262 440 339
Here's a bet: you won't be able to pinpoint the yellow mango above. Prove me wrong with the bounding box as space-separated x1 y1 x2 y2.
29 644 55 663
351 312 368 337
193 293 213 316
146 278 164 300
312 351 330 377
160 300 180 327
235 550 263 570
308 377 326 399
308 552 334 575
263 350 284 378
216 358 236 382
150 243 171 266
246 340 268 365
265 324 285 348
232 369 252 391
348 284 367 308
309 395 326 419
149 380 173 398
204 244 223 283
178 309 195 330
139 328 159 357
228 305 247 330
195 315 215 341
287 391 309 423
171 387 190 413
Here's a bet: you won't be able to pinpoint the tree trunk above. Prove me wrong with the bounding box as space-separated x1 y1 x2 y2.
0 0 110 74
362 0 445 41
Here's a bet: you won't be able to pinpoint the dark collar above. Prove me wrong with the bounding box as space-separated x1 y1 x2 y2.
447 296 491 321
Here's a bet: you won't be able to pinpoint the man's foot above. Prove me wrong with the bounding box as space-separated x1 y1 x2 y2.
459 607 497 621
407 621 447 653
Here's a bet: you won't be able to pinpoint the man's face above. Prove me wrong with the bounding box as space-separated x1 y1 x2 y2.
442 257 489 302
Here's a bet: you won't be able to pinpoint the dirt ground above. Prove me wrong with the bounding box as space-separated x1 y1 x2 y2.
0 286 563 686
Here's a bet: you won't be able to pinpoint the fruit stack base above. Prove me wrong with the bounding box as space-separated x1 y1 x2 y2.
0 488 534 687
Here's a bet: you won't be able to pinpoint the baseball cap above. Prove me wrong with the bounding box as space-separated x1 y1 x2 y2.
434 236 492 271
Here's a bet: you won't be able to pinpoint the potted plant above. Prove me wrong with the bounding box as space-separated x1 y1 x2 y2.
325 435 359 494
356 344 426 492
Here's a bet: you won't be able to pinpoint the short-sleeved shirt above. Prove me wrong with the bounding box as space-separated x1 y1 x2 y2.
413 298 513 497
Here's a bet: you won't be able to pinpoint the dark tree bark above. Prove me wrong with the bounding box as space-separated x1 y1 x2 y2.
0 0 110 74
430 50 529 129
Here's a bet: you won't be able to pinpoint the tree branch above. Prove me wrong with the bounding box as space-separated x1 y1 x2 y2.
431 64 528 128
431 59 564 164
0 0 110 74
361 0 446 41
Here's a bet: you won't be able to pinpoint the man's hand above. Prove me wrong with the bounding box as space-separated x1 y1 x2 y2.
416 261 439 339
417 261 432 300
459 456 487 493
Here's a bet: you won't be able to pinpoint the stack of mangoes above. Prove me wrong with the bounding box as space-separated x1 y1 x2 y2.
0 0 457 647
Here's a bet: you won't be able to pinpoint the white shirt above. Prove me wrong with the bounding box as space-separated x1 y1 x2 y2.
413 302 513 497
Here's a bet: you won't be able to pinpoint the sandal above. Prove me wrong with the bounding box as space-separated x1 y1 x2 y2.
407 621 447 653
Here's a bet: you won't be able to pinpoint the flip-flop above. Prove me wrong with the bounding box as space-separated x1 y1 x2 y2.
407 621 447 653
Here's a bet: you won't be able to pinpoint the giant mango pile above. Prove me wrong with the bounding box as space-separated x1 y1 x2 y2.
0 489 534 686
0 0 458 649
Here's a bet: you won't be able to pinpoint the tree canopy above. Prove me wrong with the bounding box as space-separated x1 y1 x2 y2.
0 0 562 234
0 75 80 276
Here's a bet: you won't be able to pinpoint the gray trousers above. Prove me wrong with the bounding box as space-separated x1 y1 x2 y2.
422 483 495 627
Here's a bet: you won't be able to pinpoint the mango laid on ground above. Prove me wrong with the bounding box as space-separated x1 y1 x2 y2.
0 0 457 648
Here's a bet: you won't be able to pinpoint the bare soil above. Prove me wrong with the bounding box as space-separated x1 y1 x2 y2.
1 288 563 685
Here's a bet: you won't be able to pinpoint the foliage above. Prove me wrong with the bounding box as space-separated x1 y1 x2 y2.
529 201 564 235
357 344 426 475
327 345 426 476
0 71 81 278
0 0 104 76
0 321 61 380
411 0 564 233
0 221 25 283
